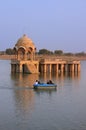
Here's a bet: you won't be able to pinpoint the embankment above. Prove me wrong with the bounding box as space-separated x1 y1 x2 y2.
0 54 86 61
0 55 15 60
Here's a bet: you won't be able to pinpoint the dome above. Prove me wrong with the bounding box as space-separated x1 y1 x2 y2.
15 34 35 50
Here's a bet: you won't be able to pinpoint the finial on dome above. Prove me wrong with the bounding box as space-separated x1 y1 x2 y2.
23 34 27 37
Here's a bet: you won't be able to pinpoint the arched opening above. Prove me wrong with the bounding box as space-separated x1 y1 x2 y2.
17 47 26 60
27 47 33 60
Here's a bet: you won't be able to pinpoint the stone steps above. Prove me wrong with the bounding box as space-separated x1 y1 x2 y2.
26 63 38 74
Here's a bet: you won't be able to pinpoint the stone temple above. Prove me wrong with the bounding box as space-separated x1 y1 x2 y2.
11 34 80 74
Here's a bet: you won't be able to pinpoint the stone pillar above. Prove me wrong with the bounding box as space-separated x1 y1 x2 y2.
44 64 47 73
56 64 58 73
36 64 39 73
74 64 77 72
49 64 52 73
71 64 74 72
77 64 80 72
19 64 23 73
65 64 68 72
61 64 64 72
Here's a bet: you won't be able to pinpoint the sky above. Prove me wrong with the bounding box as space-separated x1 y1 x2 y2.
0 0 86 53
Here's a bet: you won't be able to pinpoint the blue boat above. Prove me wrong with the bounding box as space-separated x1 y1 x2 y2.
33 83 57 89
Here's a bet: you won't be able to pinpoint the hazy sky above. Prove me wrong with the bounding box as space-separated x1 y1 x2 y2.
0 0 86 52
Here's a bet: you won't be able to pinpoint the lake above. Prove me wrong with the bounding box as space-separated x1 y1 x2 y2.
0 60 86 130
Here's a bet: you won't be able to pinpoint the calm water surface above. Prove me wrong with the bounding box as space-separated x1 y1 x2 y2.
0 60 86 130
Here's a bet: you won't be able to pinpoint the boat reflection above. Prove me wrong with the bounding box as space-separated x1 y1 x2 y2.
34 88 57 94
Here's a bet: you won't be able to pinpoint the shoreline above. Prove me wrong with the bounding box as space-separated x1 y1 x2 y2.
0 55 15 60
0 54 86 61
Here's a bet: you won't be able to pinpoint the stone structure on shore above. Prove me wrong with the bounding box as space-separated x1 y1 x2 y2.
11 35 80 74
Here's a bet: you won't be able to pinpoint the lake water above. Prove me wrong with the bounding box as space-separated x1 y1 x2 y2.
0 60 86 130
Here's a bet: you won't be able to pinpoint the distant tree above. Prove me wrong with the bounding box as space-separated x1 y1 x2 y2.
5 48 14 55
54 50 63 55
0 51 5 55
75 52 86 56
64 52 74 56
38 49 53 55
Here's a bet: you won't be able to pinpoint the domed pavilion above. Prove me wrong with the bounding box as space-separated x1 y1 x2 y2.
11 35 39 74
14 34 36 61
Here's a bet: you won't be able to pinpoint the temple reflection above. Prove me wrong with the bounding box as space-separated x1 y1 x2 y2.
13 89 34 114
11 71 80 115
11 73 39 88
39 71 80 82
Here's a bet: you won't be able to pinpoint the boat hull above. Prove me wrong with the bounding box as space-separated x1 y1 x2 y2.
33 83 57 89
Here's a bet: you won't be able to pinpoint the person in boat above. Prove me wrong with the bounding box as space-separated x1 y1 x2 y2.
35 80 38 85
47 80 53 84
35 80 40 84
38 80 40 84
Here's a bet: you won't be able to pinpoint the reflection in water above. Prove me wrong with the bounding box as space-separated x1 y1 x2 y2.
39 71 80 90
11 73 40 115
11 73 39 88
13 89 34 115
11 71 80 117
11 71 80 88
39 71 80 82
1 60 86 130
34 89 57 96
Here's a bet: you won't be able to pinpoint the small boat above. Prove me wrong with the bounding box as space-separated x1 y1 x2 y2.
33 83 57 89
